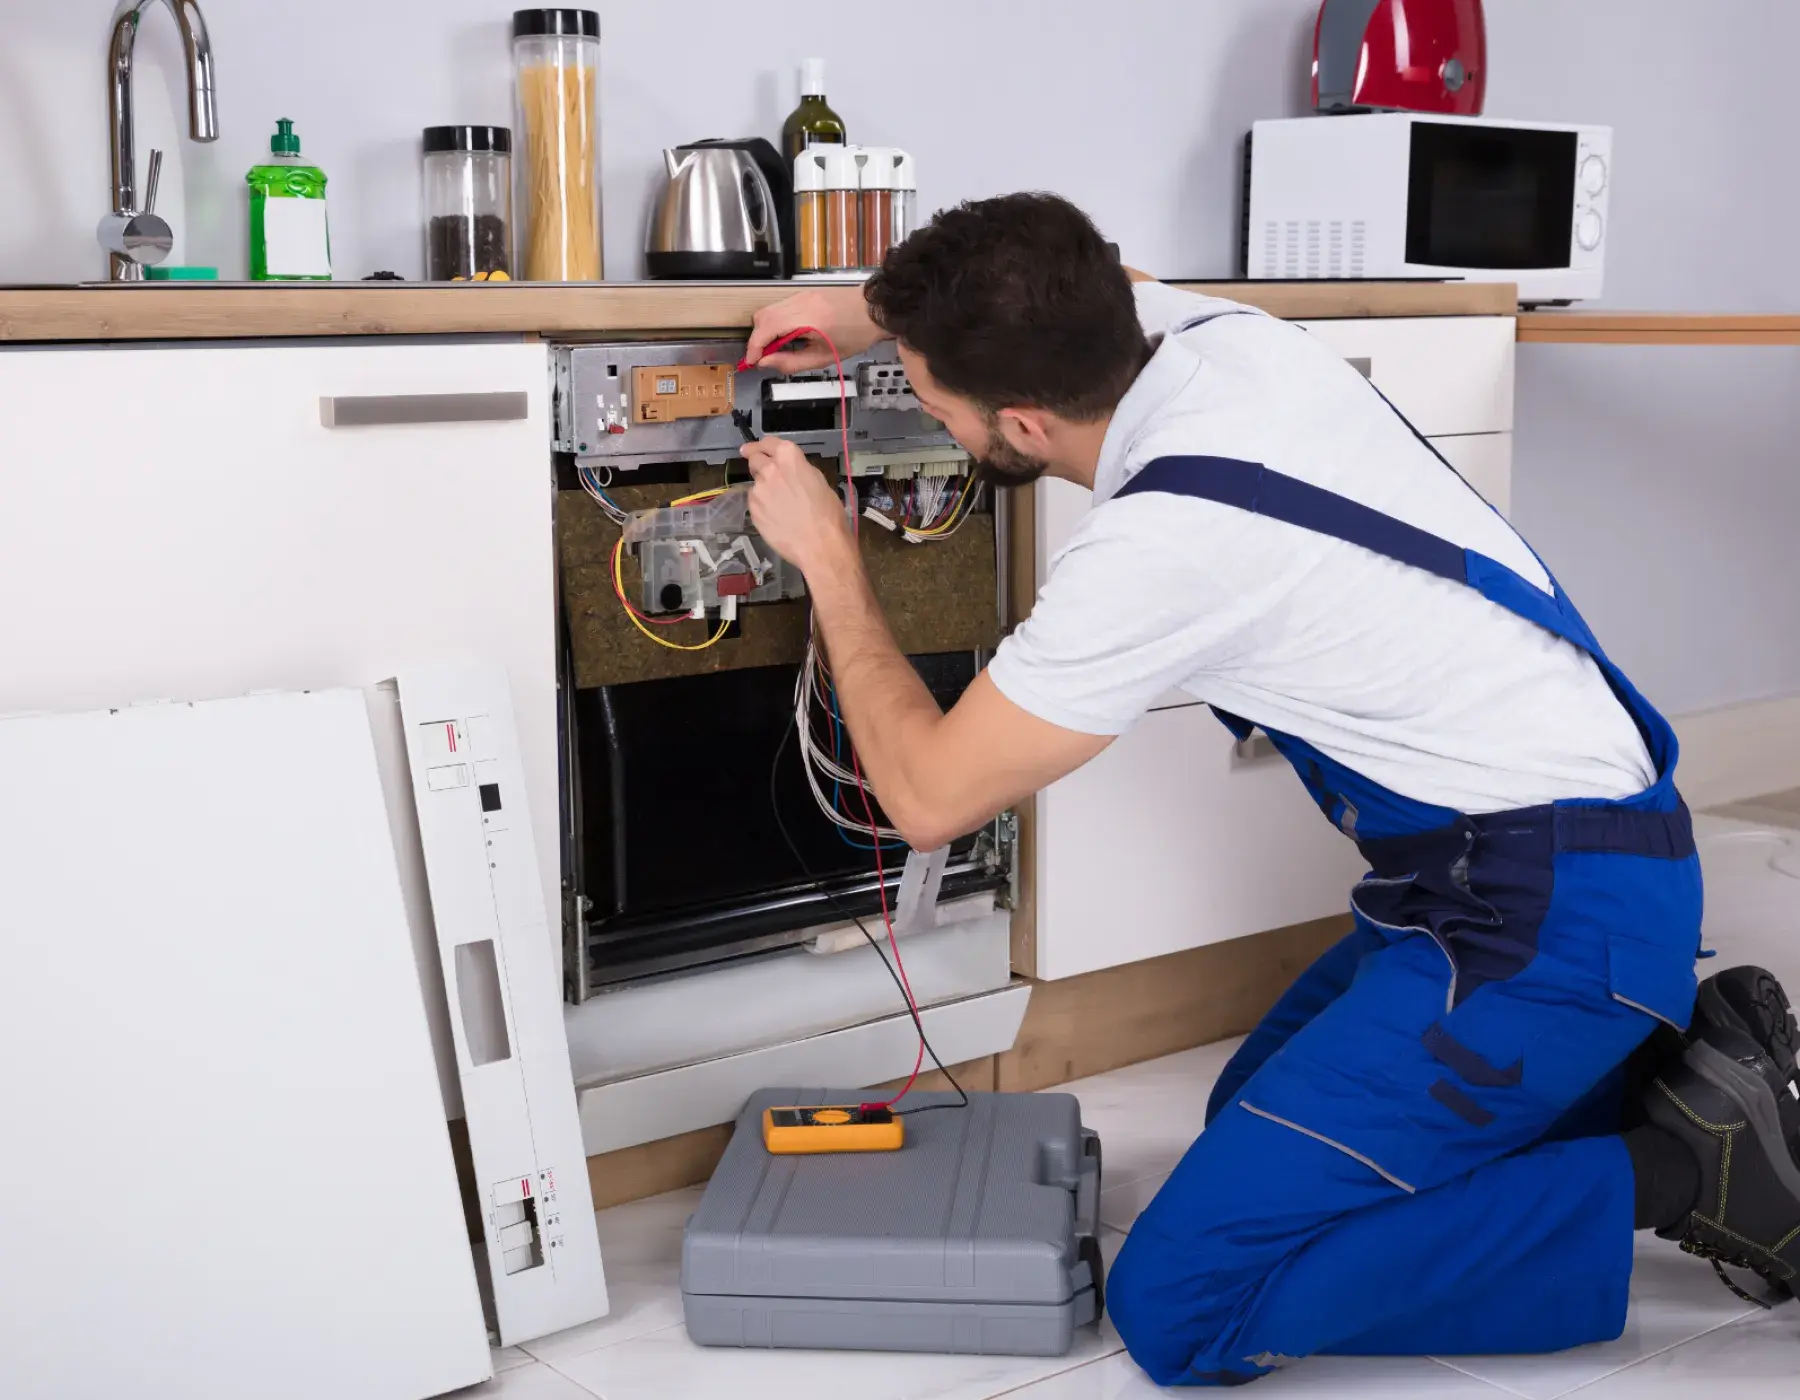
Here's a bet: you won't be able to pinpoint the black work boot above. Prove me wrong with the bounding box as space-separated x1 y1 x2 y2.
1645 966 1800 1306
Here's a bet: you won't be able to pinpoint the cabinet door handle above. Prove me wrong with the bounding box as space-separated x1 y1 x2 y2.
1346 356 1372 379
319 391 529 428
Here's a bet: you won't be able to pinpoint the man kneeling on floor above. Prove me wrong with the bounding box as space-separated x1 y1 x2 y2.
739 192 1800 1385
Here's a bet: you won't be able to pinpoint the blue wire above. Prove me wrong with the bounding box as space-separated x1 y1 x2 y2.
580 468 624 515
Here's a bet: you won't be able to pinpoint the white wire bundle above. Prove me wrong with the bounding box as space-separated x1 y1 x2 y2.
793 636 903 841
578 465 629 524
910 472 950 528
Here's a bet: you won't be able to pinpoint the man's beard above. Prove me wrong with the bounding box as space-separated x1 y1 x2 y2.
975 419 1051 484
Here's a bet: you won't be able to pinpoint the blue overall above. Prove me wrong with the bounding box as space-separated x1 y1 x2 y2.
1102 453 1704 1386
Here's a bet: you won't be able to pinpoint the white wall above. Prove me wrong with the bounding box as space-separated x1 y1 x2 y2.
0 0 1792 716
0 0 1317 282
1485 1 1800 715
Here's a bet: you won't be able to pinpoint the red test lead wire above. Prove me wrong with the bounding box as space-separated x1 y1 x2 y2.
737 327 814 372
744 322 927 1111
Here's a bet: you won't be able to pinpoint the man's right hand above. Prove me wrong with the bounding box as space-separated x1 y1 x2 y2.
745 285 887 373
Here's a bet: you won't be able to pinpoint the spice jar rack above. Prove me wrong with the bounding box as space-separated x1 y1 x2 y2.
793 145 916 279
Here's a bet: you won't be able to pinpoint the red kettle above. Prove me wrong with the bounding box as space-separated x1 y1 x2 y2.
1313 0 1487 116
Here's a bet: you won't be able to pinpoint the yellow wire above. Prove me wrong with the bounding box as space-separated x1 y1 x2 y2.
611 536 731 651
905 476 983 537
671 486 732 506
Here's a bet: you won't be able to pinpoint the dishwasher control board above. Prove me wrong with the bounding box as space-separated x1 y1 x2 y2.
552 340 959 473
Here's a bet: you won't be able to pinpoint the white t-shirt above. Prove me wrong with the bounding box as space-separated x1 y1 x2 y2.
985 283 1655 813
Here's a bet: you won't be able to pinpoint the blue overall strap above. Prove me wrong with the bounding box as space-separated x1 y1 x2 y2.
1113 455 1682 810
1120 457 1466 582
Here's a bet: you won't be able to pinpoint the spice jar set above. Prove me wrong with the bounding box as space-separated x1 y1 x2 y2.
793 147 917 278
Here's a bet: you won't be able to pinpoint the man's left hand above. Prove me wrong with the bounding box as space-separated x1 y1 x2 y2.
743 436 853 577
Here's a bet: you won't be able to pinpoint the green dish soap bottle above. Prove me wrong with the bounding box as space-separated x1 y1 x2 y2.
248 118 332 281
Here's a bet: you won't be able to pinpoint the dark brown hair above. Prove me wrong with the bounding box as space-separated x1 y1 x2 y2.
864 193 1148 421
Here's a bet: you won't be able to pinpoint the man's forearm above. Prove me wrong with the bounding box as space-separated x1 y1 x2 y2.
802 532 946 842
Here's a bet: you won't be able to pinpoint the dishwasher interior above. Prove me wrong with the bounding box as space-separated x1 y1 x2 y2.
550 339 1016 1000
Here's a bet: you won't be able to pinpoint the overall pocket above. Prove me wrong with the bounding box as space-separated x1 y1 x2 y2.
1555 848 1703 1033
1606 928 1699 1031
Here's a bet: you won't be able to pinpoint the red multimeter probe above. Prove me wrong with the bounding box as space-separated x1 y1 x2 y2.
736 328 814 372
740 322 936 1153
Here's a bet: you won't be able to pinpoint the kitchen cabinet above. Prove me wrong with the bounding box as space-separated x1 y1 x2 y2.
1023 315 1517 979
1295 315 1516 437
1032 703 1367 981
0 341 560 1103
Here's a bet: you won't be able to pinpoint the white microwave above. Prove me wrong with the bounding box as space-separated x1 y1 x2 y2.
1242 114 1612 305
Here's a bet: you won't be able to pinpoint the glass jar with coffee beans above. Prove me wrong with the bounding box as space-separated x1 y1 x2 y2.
423 126 515 281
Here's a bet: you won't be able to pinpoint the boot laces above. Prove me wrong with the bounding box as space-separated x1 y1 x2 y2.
1676 1235 1793 1310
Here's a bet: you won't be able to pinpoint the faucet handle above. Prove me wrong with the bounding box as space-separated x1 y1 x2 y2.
143 149 163 217
97 211 173 267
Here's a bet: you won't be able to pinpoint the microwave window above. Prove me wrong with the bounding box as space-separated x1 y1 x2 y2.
1406 124 1577 270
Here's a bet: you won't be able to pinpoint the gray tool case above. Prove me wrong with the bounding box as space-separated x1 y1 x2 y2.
681 1088 1105 1356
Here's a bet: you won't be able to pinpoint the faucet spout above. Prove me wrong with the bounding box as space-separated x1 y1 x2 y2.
106 0 218 278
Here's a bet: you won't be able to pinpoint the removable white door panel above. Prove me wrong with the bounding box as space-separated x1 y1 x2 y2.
0 341 557 1117
398 665 609 1346
0 690 490 1400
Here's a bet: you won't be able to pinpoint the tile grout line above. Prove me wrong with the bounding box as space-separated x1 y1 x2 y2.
1546 1307 1767 1399
522 1316 692 1371
536 1349 614 1398
1428 1355 1538 1400
1425 1359 1536 1400
981 1346 1124 1400
1428 1299 1765 1400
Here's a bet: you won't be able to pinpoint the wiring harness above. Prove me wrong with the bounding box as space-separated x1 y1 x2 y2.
591 326 978 1113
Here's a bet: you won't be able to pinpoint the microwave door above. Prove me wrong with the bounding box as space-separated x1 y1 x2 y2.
1405 122 1577 272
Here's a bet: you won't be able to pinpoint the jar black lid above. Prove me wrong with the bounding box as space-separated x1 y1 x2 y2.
423 126 513 155
512 9 599 38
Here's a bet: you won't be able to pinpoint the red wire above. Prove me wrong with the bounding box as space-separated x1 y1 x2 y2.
748 324 925 1109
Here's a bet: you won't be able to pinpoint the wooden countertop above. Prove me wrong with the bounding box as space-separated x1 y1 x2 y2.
1517 312 1800 346
0 279 1517 344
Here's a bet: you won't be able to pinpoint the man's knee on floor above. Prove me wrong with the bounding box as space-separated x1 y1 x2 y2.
1103 1102 1404 1384
1107 1213 1276 1387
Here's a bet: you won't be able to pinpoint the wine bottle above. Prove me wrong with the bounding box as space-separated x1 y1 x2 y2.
781 58 847 167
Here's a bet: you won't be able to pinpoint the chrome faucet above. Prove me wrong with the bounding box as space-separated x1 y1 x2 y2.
101 0 219 281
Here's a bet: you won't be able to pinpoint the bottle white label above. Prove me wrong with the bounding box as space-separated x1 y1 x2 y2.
263 198 331 278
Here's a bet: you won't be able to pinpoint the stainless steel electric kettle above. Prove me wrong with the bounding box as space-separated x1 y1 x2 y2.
645 138 788 280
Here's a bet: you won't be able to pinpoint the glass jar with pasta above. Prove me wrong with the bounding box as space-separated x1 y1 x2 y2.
512 9 603 281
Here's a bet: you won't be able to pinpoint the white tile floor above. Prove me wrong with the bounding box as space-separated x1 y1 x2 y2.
457 810 1800 1398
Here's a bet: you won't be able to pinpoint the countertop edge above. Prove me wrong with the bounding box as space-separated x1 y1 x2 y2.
1517 311 1800 345
0 280 1518 344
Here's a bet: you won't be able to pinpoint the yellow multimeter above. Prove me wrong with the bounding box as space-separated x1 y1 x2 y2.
762 1104 905 1154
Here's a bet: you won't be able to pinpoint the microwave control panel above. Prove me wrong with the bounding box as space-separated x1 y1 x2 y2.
552 340 958 474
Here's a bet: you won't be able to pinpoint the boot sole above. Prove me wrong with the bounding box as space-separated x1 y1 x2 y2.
1698 967 1798 1083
